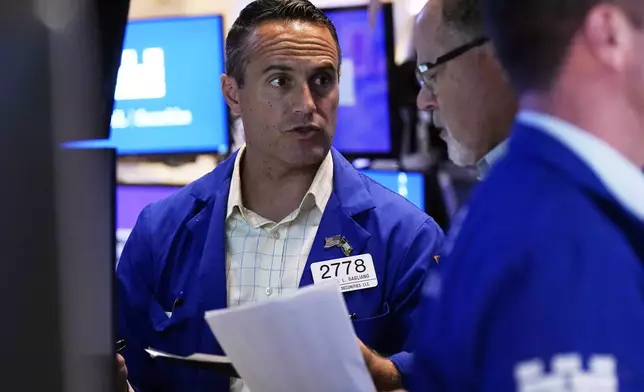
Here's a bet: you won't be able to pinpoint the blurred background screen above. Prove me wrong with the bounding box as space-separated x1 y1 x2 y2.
67 15 229 156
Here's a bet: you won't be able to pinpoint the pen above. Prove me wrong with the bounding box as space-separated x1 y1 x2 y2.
172 292 184 312
116 339 126 353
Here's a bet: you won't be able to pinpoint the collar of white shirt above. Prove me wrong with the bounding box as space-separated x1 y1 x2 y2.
476 139 509 180
517 109 644 222
226 144 334 221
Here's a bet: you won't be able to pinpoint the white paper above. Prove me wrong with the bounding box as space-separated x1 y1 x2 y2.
144 347 231 364
204 282 376 392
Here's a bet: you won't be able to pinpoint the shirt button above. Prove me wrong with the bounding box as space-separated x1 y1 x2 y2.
264 287 273 296
272 231 280 239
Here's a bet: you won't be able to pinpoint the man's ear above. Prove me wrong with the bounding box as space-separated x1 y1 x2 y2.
584 4 636 72
221 74 243 116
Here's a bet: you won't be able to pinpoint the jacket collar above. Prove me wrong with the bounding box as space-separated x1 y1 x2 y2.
187 147 375 217
510 121 616 204
517 110 644 222
190 147 376 342
476 139 508 180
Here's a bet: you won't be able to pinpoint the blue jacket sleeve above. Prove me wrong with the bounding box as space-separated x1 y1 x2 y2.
388 218 444 386
116 206 159 391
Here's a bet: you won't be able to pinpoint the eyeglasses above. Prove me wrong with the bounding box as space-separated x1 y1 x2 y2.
416 36 489 90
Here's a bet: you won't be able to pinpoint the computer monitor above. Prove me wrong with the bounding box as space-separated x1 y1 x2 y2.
116 185 180 261
69 15 229 155
324 5 395 156
360 170 425 210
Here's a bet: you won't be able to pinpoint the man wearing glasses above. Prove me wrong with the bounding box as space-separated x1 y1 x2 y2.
408 0 519 275
403 0 517 389
414 0 516 178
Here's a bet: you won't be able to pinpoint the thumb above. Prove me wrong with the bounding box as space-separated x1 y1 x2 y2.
117 354 128 375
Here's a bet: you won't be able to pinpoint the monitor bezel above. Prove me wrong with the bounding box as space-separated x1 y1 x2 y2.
322 3 399 160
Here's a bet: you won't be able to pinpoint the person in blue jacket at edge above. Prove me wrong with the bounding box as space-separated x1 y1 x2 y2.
115 0 444 391
409 0 644 389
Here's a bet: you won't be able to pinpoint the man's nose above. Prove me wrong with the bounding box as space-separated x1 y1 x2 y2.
416 87 437 112
293 83 316 115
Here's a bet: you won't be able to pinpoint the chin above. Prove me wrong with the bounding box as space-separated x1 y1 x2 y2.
448 156 474 167
441 130 476 166
286 147 329 167
447 145 477 167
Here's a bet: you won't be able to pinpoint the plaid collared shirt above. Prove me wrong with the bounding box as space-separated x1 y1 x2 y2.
225 145 333 392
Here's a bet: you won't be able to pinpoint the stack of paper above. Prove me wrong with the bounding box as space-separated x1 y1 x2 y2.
204 282 376 392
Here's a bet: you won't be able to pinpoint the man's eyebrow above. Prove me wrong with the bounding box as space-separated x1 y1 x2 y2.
314 64 338 74
261 63 339 75
262 64 294 74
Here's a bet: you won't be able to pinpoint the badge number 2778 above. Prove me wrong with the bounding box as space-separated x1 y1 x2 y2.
310 254 378 293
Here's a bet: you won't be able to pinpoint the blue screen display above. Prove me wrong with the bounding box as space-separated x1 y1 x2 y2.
69 15 228 155
325 8 392 154
361 170 425 210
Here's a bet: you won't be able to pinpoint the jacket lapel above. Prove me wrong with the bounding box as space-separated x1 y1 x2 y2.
299 193 372 286
196 181 230 315
299 149 375 286
184 152 238 357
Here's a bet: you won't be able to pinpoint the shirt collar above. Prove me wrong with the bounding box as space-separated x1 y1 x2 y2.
226 144 334 220
477 139 509 180
518 109 644 222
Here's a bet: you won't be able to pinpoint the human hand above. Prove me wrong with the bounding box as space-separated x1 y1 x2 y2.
116 354 129 392
358 339 402 391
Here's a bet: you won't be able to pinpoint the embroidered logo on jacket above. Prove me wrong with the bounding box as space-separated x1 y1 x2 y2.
515 354 617 392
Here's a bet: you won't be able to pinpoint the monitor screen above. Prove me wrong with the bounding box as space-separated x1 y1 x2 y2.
361 170 425 210
116 185 179 261
70 15 228 155
325 7 393 155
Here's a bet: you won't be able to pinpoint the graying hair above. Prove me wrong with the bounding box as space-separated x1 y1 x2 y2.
442 0 486 43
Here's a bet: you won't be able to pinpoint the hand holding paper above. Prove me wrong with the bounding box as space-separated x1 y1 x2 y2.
204 282 376 392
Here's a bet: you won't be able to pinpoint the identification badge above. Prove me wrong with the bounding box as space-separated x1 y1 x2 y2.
310 254 378 293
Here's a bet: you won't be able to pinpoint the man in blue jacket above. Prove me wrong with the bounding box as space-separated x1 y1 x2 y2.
116 0 443 391
411 0 644 390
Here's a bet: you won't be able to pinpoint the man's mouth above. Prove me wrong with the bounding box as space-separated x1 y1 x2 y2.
289 125 322 132
288 125 323 137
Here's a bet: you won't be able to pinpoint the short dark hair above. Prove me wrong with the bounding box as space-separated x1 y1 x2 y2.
225 0 341 87
478 0 644 92
442 0 486 41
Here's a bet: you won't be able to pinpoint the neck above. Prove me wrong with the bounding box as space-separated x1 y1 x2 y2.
520 88 644 168
240 146 321 222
